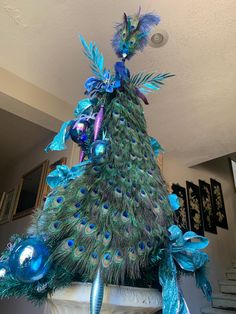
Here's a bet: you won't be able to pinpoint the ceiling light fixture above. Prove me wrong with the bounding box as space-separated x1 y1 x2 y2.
148 29 168 48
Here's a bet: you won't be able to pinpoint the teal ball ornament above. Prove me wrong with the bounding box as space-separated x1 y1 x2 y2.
90 140 109 164
9 238 50 283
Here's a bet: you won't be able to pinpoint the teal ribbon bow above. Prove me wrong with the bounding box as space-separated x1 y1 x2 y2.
46 160 91 188
149 136 164 157
45 98 93 152
168 193 180 211
159 225 211 314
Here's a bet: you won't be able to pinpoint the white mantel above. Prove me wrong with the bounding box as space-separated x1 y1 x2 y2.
45 282 162 314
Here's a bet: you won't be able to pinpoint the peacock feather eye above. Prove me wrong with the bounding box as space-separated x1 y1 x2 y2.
85 223 97 235
146 241 153 250
115 187 122 197
91 188 99 198
140 189 147 197
153 202 160 214
77 187 88 198
121 210 130 223
102 252 113 268
103 231 112 246
108 179 113 186
80 217 87 225
130 153 136 160
128 247 137 261
90 252 99 266
67 239 75 247
73 212 81 219
78 245 86 253
53 221 61 229
138 242 146 255
145 225 152 233
75 202 81 208
92 166 100 173
119 117 125 125
112 210 119 222
56 196 64 204
114 249 123 264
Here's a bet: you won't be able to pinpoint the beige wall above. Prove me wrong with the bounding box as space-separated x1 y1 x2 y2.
164 153 236 314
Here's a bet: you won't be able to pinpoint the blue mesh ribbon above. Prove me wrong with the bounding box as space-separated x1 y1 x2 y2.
74 98 92 117
149 136 164 157
159 225 211 314
46 160 91 188
45 120 73 152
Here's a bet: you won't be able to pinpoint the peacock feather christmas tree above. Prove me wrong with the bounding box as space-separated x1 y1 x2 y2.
0 8 212 314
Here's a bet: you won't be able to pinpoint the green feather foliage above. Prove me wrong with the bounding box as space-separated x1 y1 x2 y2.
130 72 174 94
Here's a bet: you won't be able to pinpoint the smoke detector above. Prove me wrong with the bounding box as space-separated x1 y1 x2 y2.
149 29 168 48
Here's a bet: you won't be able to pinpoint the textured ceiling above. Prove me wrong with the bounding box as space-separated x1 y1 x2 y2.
0 109 55 173
0 0 236 165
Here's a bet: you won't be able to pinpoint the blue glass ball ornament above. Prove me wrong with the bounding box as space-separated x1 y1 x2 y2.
69 118 88 145
0 262 9 279
9 238 51 283
90 140 109 164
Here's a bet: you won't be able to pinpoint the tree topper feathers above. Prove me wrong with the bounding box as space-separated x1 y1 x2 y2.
112 8 160 60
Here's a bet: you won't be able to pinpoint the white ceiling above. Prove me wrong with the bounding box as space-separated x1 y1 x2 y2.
0 0 236 165
0 109 55 173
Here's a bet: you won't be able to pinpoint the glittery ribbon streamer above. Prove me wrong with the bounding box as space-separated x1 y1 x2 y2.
90 267 104 314
159 225 211 314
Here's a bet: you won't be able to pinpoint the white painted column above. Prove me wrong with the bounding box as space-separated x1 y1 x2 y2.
46 282 162 314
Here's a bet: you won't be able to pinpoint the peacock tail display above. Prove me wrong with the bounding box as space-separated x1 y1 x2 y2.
0 8 212 314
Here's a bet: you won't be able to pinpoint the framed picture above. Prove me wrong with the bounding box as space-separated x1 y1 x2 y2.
172 183 190 233
13 160 49 220
0 182 22 224
186 181 204 236
199 180 217 234
42 157 67 199
210 178 228 229
229 158 236 192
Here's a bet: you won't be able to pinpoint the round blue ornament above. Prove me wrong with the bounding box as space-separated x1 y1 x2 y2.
90 140 109 163
69 118 88 145
9 238 50 283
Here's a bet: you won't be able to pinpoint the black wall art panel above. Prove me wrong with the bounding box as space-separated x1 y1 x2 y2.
186 181 204 236
172 183 190 233
210 179 228 229
199 180 217 234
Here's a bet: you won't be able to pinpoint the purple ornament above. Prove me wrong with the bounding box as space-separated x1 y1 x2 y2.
79 150 85 163
94 105 104 141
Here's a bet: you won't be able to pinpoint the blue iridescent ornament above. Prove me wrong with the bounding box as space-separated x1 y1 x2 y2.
0 262 9 279
90 140 109 164
9 238 50 283
69 118 89 145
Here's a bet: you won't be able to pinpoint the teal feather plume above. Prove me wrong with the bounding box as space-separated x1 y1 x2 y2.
80 35 105 79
